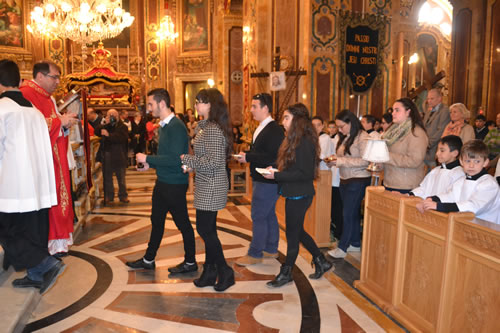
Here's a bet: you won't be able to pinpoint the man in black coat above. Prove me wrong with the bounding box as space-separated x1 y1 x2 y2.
95 109 130 204
235 93 284 266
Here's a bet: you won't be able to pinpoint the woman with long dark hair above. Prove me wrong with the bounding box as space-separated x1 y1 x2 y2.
263 103 333 288
382 98 428 193
181 88 234 292
326 109 370 259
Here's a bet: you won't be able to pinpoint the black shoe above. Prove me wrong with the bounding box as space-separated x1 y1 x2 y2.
267 265 293 288
12 276 42 289
193 264 217 287
100 199 112 206
168 261 198 274
53 252 68 259
309 253 333 279
214 264 235 292
125 258 155 270
40 261 66 294
119 198 130 204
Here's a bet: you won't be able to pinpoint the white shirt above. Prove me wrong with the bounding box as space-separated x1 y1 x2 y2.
411 162 465 199
0 97 57 212
367 130 381 139
159 113 175 127
495 158 500 180
330 135 341 187
319 133 334 171
253 116 273 143
437 173 500 223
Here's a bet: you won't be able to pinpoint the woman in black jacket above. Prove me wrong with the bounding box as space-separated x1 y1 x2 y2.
263 103 333 287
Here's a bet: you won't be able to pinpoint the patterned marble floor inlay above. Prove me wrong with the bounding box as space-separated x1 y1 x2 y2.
24 168 404 332
107 291 282 332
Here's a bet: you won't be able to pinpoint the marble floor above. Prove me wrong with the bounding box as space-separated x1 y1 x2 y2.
23 169 406 332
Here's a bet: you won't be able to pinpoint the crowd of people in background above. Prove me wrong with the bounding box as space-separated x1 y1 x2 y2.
1 56 499 297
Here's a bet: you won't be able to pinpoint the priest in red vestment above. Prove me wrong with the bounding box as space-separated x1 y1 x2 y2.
20 61 78 256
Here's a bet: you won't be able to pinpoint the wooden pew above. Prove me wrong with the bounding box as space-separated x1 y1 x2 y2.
389 197 473 332
354 186 402 312
437 215 500 333
356 187 500 332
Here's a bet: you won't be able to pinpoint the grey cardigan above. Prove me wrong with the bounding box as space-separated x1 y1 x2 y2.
182 120 229 211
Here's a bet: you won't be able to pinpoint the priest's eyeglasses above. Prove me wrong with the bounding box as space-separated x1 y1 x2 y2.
44 73 61 80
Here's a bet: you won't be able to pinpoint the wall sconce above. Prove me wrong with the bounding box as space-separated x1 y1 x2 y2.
207 78 215 87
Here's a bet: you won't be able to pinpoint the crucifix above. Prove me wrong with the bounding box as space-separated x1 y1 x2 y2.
250 47 307 120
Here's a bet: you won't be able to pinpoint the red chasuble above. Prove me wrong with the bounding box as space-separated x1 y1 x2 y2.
20 80 74 252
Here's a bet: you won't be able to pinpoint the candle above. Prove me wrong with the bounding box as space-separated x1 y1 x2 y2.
136 42 140 77
116 45 119 72
127 45 130 74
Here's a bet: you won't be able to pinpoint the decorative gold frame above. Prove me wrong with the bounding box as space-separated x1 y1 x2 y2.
0 0 31 54
178 0 211 56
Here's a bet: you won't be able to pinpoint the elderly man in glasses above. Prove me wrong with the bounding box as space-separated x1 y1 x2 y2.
21 61 78 258
235 93 285 266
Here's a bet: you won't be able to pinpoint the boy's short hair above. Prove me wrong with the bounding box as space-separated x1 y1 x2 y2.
312 115 324 123
460 139 489 160
475 114 486 121
362 114 376 126
440 135 463 154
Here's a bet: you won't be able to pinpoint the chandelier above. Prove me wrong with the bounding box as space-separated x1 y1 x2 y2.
156 15 178 43
27 1 135 45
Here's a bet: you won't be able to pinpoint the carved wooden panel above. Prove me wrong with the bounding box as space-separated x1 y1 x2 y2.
451 8 472 104
446 253 500 333
315 71 331 120
355 187 400 311
364 213 398 298
399 232 445 328
403 203 449 238
229 27 243 124
486 0 500 121
453 221 500 259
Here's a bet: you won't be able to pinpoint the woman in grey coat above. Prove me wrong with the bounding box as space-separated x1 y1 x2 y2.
181 88 234 292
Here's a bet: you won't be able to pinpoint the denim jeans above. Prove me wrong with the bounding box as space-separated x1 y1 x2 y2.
248 182 280 258
338 179 370 251
27 255 59 282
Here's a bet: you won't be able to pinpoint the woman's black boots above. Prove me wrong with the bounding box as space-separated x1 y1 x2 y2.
267 265 293 288
309 253 333 279
214 264 235 292
193 264 217 287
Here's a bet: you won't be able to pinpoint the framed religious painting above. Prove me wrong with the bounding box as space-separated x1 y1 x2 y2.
0 0 31 53
178 0 211 56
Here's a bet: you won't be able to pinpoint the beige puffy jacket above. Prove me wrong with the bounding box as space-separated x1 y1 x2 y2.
336 131 371 180
383 126 429 190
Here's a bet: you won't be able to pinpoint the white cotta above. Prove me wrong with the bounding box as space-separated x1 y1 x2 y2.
0 97 57 213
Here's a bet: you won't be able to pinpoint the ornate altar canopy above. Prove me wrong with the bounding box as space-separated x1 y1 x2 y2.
61 42 141 112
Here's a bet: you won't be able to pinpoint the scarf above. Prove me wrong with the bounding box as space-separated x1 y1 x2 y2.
382 119 412 147
442 120 464 137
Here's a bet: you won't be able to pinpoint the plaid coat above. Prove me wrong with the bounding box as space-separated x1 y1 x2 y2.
182 120 229 211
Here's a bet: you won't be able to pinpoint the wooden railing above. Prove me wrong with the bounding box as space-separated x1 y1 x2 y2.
355 187 500 332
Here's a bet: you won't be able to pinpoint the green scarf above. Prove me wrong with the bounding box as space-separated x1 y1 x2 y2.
382 119 412 146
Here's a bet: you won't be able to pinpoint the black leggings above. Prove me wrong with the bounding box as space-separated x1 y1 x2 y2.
284 197 321 267
196 210 227 266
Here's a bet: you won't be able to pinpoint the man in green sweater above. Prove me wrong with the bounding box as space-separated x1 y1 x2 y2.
126 89 197 274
